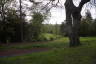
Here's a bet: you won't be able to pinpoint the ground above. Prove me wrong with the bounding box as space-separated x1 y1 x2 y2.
0 37 96 64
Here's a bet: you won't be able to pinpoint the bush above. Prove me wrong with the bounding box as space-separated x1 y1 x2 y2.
38 33 57 41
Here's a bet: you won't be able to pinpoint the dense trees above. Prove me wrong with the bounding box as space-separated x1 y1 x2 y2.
0 0 96 47
0 0 51 43
0 8 26 43
80 10 96 36
60 10 96 37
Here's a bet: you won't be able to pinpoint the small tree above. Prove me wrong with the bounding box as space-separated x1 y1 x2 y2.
27 12 44 41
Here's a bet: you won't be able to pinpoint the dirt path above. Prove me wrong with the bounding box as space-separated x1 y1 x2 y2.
0 41 52 57
0 48 50 57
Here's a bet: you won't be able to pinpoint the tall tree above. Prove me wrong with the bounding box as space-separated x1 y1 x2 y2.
19 0 24 42
0 0 14 43
29 0 92 46
65 0 90 47
27 12 44 41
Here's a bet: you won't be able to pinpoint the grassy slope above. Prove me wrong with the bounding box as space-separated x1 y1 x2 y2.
0 37 96 64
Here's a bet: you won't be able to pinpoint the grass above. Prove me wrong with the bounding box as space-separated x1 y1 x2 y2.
0 37 68 50
1 37 96 64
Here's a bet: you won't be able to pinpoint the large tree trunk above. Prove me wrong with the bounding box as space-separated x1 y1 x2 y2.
65 0 90 47
71 10 81 46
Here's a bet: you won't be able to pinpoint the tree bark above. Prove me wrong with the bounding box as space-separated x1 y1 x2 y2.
19 0 24 42
65 0 90 47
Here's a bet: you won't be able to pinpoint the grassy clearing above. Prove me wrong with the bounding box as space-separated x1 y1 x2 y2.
0 37 96 64
0 37 68 50
0 33 62 50
0 37 96 50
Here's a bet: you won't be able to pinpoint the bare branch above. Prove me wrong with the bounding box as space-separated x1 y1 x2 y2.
41 1 51 10
29 0 42 5
79 0 90 10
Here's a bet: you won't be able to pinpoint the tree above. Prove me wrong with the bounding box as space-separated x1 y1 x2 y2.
19 0 24 42
80 10 92 36
29 0 91 46
0 0 12 22
0 0 15 43
64 0 90 47
0 5 27 43
26 12 44 41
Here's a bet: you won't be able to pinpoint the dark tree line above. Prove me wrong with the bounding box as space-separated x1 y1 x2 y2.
0 0 47 43
0 9 45 43
60 10 96 37
0 9 26 43
80 10 96 36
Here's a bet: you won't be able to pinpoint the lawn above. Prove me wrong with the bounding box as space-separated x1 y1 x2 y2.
0 37 96 64
0 37 68 50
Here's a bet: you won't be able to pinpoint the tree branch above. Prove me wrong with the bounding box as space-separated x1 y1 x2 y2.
79 0 90 10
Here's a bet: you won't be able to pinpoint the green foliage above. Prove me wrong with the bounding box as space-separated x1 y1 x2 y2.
39 33 57 41
25 12 44 41
79 10 92 36
0 8 27 43
60 22 66 36
42 24 61 35
80 19 96 36
80 19 90 36
79 10 96 36
0 9 19 42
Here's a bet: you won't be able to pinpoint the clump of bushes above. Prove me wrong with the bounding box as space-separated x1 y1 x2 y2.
38 33 58 41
